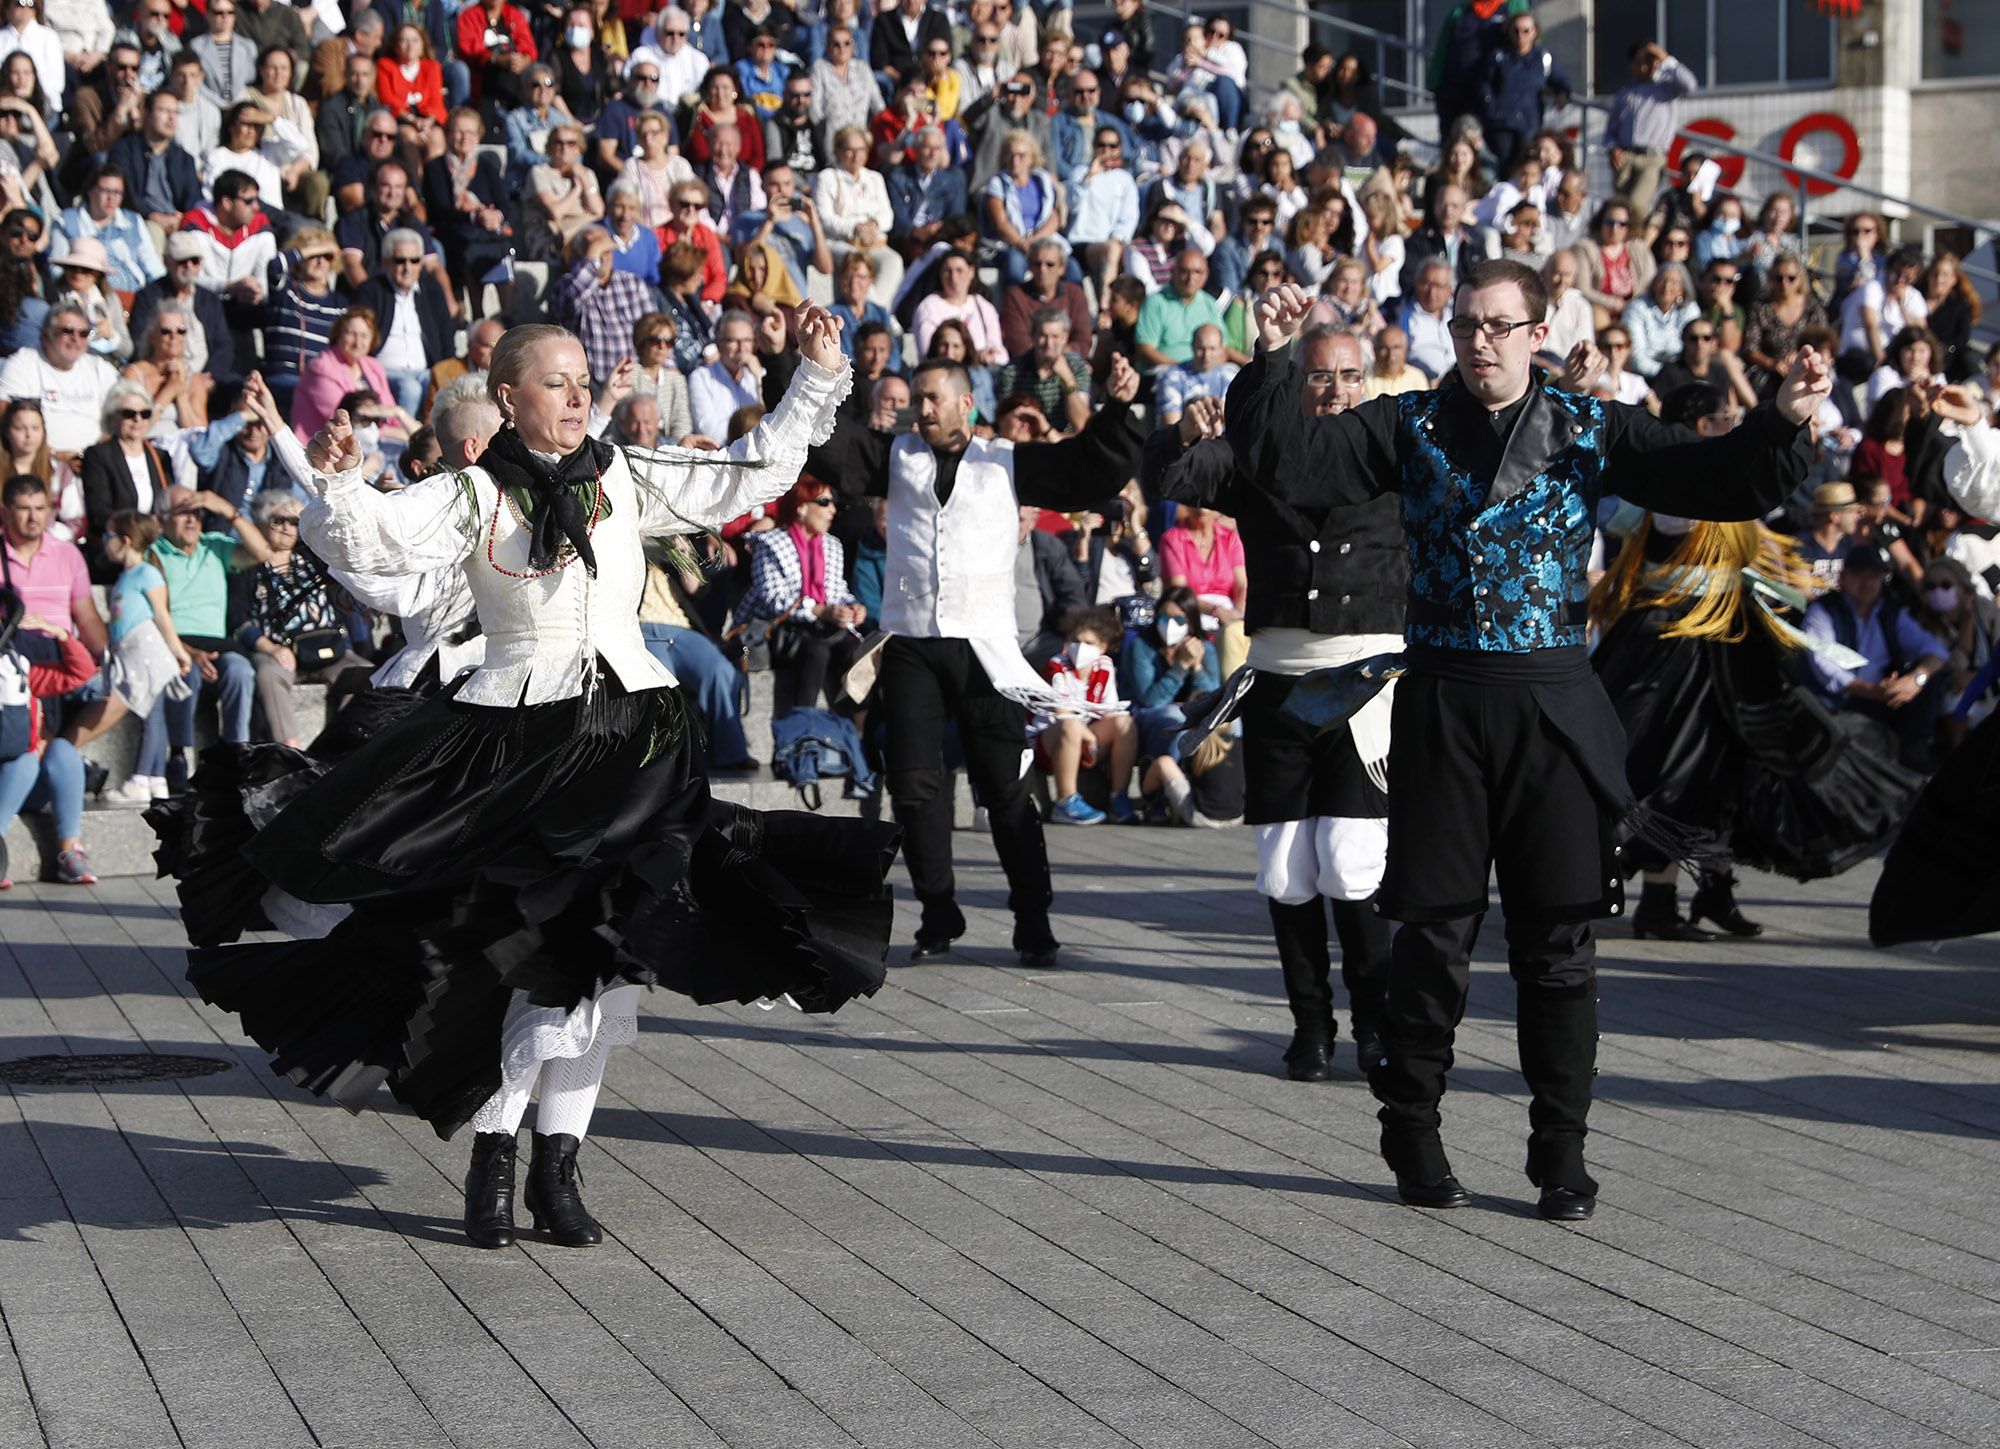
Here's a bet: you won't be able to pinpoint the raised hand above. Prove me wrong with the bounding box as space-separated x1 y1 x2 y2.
1255 283 1312 353
1559 338 1607 394
306 408 363 475
1177 393 1225 445
599 356 636 406
1775 345 1833 427
796 301 845 371
1929 384 1986 428
1106 351 1140 404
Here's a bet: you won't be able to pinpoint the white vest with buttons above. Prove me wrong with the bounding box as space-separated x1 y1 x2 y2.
881 434 1023 641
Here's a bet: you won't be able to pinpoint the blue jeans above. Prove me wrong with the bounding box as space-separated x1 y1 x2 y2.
0 738 84 843
442 57 471 110
385 368 429 418
1209 77 1244 132
147 651 255 790
639 623 751 766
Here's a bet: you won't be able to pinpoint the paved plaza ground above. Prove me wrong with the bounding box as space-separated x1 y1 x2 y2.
1 823 1998 1448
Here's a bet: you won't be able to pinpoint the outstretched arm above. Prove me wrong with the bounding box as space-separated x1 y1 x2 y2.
1601 345 1829 520
1931 386 2000 519
1146 397 1238 510
301 408 480 575
1012 354 1147 512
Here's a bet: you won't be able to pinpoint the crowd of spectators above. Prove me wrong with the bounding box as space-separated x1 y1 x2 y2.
0 0 1993 883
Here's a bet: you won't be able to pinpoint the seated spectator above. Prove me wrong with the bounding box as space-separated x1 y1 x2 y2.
1652 315 1755 411
923 319 995 424
1537 248 1594 361
1071 489 1157 606
1032 605 1138 826
1623 262 1698 378
1359 187 1406 305
870 0 947 94
292 307 412 443
51 164 163 296
1318 258 1386 340
1744 255 1828 395
314 45 378 178
51 239 133 364
376 25 448 157
912 250 1004 362
108 89 203 262
1397 256 1455 379
1838 248 1926 383
0 473 105 884
828 250 892 357
552 226 660 380
239 489 371 747
1800 480 1863 594
816 123 899 305
1125 200 1192 294
1091 274 1146 388
884 123 963 259
694 118 763 237
1867 325 1943 410
504 64 578 189
190 0 254 106
1000 237 1092 358
609 392 661 448
1920 556 2000 740
1 400 82 543
180 168 276 306
1154 323 1236 428
982 129 1067 289
1016 500 1087 664
1574 199 1652 330
1223 250 1287 355
165 51 220 165
735 162 829 295
1595 323 1655 408
810 24 882 160
0 304 122 461
1049 66 1128 190
523 122 604 263
637 547 754 767
1920 251 1979 382
353 228 454 418
660 238 716 373
1364 323 1429 398
327 105 402 215
741 479 864 715
197 386 302 516
457 0 538 113
1134 248 1221 372
588 180 661 288
552 6 613 124
1805 543 1949 768
1121 585 1220 822
1850 388 1916 511
994 308 1090 436
1693 193 1745 272
206 101 287 214
630 313 697 441
689 310 761 440
849 494 887 631
1067 125 1141 299
119 300 209 436
724 238 801 344
422 109 511 288
1398 181 1482 300
80 381 176 584
259 226 344 409
615 110 693 230
68 40 148 161
128 231 234 383
1161 502 1246 673
1284 203 1337 295
735 30 787 119
684 66 765 170
762 72 819 178
244 44 327 218
660 180 727 304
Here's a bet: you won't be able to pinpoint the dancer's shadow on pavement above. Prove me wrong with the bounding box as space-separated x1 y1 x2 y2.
0 1116 461 1243
591 1106 1386 1203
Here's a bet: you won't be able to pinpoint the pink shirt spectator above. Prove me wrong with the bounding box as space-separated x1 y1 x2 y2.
4 533 92 632
292 350 397 443
1161 522 1245 601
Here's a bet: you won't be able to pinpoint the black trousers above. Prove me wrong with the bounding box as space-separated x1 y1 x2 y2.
771 620 865 716
1369 670 1613 1192
880 637 1052 937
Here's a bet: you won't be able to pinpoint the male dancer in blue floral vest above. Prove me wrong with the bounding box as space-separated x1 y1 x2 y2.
1228 260 1831 1220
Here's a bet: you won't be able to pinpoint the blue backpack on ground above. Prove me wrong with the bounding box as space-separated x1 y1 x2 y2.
770 707 876 810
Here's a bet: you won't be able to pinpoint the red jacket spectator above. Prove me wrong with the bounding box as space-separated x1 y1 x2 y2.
658 218 727 305
456 0 537 99
377 56 449 125
18 631 96 754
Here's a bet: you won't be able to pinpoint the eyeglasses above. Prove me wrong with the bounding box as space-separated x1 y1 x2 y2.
117 407 153 420
1663 236 1690 248
391 254 423 266
1688 329 1715 341
52 325 90 338
1710 272 1739 284
531 78 554 88
673 199 701 210
829 36 850 46
158 325 188 335
639 333 668 346
267 516 300 529
973 32 997 43
662 27 687 36
632 71 659 83
1072 85 1098 97
1445 317 1534 340
367 128 396 139
925 45 949 56
111 62 138 73
1603 216 1630 230
799 496 834 509
2 224 36 240
1094 138 1119 149
1304 369 1366 387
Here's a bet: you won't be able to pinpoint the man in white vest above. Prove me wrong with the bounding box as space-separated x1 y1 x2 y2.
808 354 1145 964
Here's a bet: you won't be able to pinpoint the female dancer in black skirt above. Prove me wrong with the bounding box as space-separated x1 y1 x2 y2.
151 309 902 1250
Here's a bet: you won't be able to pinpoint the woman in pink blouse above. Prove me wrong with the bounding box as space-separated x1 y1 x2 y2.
1162 503 1249 672
912 252 1006 363
292 309 413 443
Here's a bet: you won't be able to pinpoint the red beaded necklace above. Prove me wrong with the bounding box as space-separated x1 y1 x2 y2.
484 466 605 580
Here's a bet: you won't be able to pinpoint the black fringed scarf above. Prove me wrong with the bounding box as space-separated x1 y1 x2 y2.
479 427 618 576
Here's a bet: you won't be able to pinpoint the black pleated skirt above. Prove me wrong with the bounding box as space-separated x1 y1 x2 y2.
1593 609 1921 881
1870 709 2000 946
148 676 901 1137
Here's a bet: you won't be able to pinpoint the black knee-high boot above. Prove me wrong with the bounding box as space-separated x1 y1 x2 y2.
1371 915 1480 1195
1331 898 1393 1065
1516 980 1600 1198
1270 897 1333 1081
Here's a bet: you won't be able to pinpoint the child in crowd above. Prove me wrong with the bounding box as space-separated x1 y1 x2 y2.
1033 606 1138 825
61 511 193 805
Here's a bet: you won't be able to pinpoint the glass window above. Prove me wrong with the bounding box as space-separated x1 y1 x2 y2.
1924 0 2000 80
1715 4 1779 87
1592 3 1656 96
1664 0 1707 70
1786 0 1834 83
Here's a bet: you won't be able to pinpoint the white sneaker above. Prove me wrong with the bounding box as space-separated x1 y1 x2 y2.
100 776 158 807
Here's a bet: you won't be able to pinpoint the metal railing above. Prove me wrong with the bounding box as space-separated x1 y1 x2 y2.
1138 0 1432 107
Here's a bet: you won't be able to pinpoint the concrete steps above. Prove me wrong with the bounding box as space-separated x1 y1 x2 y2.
2 667 969 884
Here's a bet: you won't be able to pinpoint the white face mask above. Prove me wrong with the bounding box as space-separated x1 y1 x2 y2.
1067 640 1102 672
1925 585 1960 613
566 24 593 47
1155 614 1189 648
354 422 381 454
1720 215 1740 235
1275 118 1300 136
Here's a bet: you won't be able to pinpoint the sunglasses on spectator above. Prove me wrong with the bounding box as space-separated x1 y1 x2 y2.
268 515 300 529
158 325 188 334
639 332 669 346
799 496 834 509
391 254 423 265
531 79 554 89
367 127 396 139
1710 272 1738 284
52 325 90 338
673 198 702 210
1094 137 1119 149
632 71 659 83
663 26 687 37
116 407 154 420
1603 215 1630 229
925 45 949 56
973 32 997 43
3 223 36 240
